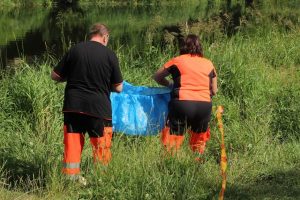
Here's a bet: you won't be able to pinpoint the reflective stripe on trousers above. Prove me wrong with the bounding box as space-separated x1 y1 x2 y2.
62 162 81 175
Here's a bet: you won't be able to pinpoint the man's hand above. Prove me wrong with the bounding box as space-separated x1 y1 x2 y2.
51 71 66 82
112 82 123 93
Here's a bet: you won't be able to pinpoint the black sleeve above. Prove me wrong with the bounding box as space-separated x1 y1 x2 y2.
53 51 71 79
209 68 217 78
109 52 123 84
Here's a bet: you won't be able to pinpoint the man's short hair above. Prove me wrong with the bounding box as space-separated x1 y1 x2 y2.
88 23 109 38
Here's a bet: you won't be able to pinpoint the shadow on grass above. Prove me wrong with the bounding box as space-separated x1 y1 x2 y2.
225 168 300 199
0 151 45 191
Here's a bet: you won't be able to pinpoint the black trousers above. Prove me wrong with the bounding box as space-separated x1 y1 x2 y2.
64 112 112 137
168 100 212 134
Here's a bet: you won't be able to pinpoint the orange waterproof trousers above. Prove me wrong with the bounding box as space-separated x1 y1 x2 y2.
161 126 184 155
189 127 210 154
62 126 113 176
161 126 210 155
90 127 113 165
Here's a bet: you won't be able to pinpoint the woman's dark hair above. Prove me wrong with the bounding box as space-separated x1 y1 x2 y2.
179 34 203 57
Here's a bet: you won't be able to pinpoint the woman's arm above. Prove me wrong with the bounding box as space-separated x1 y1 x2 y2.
211 76 218 96
152 67 172 87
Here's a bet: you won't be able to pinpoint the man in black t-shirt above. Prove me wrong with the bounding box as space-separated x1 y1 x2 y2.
51 23 123 181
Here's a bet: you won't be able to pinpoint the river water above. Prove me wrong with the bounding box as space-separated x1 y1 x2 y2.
0 1 203 68
1 1 296 68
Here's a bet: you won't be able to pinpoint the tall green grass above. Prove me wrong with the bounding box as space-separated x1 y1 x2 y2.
1 26 300 199
0 0 52 10
1 1 300 199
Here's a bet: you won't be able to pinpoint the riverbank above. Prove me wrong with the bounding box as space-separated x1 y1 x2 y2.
1 24 300 199
1 1 300 199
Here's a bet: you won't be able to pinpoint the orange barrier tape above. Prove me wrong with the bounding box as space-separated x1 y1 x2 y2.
216 106 227 200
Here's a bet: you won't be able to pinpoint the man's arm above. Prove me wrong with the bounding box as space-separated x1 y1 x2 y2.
51 70 66 82
109 51 123 92
111 83 123 93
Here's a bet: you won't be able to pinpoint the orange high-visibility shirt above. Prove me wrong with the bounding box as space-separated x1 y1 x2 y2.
164 54 217 102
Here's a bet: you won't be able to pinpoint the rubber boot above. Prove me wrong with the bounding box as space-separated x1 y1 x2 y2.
189 128 211 161
161 126 170 147
62 125 85 176
90 127 112 165
161 126 184 156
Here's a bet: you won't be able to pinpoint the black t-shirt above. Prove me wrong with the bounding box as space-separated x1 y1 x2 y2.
54 41 123 119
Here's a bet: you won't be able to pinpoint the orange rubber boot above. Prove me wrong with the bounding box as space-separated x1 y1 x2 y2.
161 126 170 146
161 126 184 156
90 127 112 165
62 125 85 176
189 128 211 154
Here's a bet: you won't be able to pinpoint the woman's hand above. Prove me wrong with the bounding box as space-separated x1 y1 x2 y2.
153 67 171 87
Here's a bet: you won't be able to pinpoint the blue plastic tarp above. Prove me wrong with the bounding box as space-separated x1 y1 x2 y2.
110 81 171 135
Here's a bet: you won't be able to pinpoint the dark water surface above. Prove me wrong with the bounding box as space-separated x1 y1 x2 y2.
1 1 297 68
0 1 202 68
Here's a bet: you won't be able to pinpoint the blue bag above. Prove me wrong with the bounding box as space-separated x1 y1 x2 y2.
110 81 171 135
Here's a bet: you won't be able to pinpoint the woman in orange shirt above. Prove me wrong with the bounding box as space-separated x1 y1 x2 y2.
153 34 218 157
